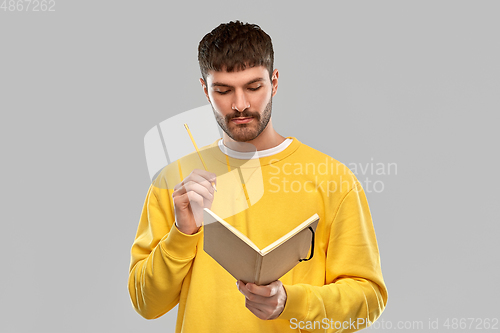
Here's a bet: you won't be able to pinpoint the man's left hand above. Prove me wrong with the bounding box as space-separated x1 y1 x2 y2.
236 280 287 320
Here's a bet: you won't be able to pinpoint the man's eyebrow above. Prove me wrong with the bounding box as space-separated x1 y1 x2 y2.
211 78 265 88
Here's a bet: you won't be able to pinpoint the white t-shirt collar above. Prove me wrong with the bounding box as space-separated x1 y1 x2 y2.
217 138 293 160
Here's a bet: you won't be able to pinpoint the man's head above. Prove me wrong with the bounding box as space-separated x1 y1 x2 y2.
198 21 279 143
198 21 274 83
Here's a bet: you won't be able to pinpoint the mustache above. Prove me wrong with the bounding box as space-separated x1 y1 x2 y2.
226 111 260 122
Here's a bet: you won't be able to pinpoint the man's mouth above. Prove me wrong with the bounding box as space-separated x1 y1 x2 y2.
231 117 253 124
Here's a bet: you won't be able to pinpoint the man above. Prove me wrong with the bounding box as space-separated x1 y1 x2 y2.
129 21 388 332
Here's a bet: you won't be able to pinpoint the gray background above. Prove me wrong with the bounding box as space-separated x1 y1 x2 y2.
1 1 499 332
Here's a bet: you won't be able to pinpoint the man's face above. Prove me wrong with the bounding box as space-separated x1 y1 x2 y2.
201 66 278 142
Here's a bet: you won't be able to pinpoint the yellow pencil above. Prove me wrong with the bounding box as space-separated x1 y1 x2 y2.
184 123 217 191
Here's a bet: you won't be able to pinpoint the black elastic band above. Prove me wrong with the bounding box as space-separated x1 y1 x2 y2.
299 226 315 262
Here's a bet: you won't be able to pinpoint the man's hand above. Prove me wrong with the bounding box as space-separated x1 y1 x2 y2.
172 169 216 235
236 280 287 320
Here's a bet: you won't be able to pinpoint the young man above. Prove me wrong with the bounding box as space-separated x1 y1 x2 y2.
129 21 388 332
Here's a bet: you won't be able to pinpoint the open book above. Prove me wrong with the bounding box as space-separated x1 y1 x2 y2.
203 208 320 286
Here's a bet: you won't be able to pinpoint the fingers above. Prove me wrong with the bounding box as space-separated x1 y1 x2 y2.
174 169 216 190
173 171 216 198
236 281 282 304
237 281 270 304
236 280 286 320
173 179 214 202
242 281 281 297
245 302 269 320
172 169 217 234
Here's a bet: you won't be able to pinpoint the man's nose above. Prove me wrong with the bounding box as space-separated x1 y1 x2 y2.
232 90 250 112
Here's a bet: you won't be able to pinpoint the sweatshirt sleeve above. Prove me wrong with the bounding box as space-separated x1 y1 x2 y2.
128 184 203 319
278 182 388 332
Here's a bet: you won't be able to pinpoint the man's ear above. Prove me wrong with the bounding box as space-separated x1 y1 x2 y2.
200 78 210 103
271 69 279 97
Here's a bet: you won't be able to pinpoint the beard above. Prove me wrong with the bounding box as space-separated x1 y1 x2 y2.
212 97 272 142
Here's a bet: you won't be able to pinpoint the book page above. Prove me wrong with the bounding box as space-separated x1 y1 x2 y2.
261 214 319 254
203 208 261 253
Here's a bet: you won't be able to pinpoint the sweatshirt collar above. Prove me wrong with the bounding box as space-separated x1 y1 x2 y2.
207 137 302 168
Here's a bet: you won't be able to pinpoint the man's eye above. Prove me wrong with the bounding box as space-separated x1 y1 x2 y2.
216 90 230 95
248 86 261 91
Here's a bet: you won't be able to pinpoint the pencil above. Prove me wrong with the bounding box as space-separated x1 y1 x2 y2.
184 123 217 191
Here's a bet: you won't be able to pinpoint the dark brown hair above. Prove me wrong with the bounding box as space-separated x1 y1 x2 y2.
198 21 274 82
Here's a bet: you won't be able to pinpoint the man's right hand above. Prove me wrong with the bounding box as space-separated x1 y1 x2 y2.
172 169 216 235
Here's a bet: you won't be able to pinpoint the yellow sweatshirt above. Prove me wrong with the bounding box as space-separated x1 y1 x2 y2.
128 137 388 333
